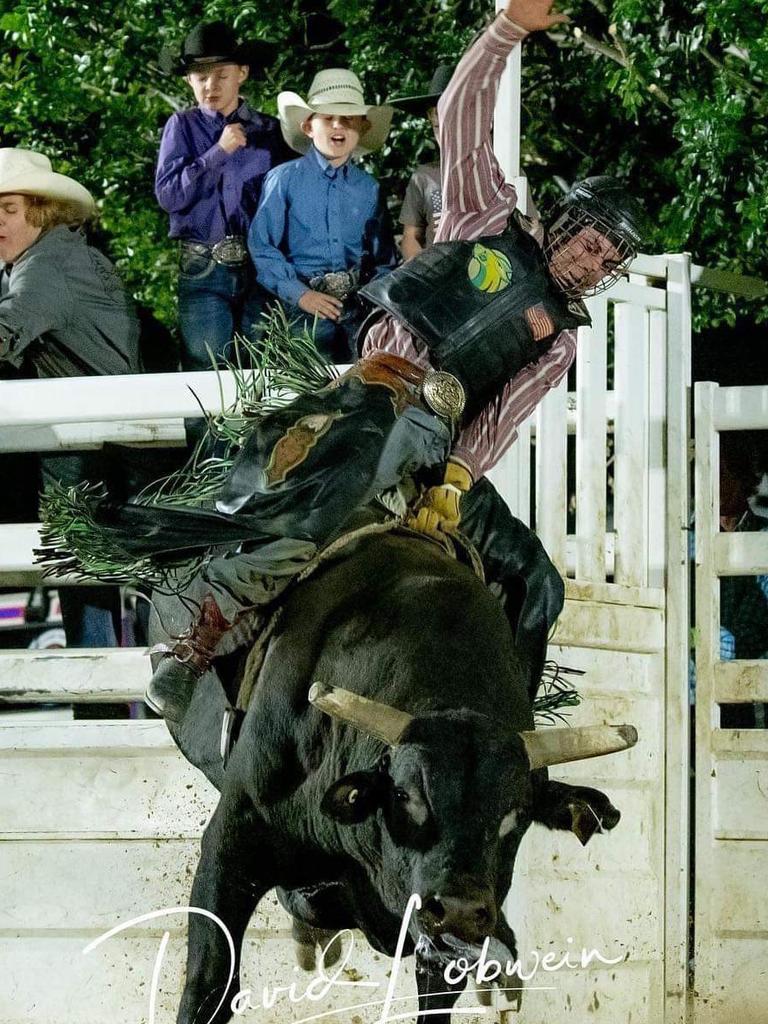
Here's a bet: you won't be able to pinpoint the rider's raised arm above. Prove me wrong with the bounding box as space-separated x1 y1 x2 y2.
436 0 568 236
436 13 525 225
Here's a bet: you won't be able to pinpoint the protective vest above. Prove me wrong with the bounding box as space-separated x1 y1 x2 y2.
359 220 591 420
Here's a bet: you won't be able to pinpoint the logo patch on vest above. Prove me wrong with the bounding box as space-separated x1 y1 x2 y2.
524 303 556 341
265 412 342 486
467 243 512 294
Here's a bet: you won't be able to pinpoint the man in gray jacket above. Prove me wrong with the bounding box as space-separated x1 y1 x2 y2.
0 148 141 647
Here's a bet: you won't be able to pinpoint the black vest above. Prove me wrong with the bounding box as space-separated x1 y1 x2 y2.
359 221 591 420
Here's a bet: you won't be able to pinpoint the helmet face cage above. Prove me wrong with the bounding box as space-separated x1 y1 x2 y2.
544 204 637 299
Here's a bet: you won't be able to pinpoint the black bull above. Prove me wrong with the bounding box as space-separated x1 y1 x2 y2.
153 530 635 1024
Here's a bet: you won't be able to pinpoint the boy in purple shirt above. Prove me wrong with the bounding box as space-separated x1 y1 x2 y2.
156 22 290 369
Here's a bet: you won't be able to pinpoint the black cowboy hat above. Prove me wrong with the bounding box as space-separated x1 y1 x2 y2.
159 21 275 76
389 64 455 115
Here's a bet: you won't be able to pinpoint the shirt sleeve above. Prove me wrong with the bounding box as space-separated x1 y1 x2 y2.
436 13 527 219
0 254 70 367
155 113 230 215
248 167 308 306
452 330 577 480
399 172 428 229
363 183 398 280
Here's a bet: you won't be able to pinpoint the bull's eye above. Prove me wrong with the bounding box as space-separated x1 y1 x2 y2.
393 787 409 803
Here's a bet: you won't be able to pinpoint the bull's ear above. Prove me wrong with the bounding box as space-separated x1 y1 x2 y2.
568 798 618 846
321 770 385 825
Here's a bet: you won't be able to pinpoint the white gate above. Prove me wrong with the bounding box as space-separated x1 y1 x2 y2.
693 381 768 1024
1 263 765 1023
0 251 688 1024
492 254 688 1024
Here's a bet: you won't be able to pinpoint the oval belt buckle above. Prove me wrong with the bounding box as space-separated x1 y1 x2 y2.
212 235 247 266
324 271 352 300
420 371 466 425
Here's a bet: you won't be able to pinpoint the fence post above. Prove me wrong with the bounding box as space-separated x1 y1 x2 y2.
664 252 693 1024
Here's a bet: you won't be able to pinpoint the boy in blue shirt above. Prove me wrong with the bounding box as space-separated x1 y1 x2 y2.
249 69 396 363
156 22 290 370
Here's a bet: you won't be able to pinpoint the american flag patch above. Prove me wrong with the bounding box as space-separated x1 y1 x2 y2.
524 303 555 341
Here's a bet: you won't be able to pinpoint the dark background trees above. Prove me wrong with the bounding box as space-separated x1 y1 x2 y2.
0 0 765 329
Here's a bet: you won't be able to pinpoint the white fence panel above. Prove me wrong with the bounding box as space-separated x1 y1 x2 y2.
535 378 568 574
0 370 249 427
489 265 669 587
2 418 187 453
613 303 650 588
647 308 668 590
510 584 666 1024
662 254 692 1024
574 295 608 582
693 381 768 1024
493 257 679 1023
0 250 728 1024
0 648 149 702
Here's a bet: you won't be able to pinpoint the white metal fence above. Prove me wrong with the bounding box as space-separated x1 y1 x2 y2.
0 252 679 1024
693 381 768 1024
489 254 677 591
0 258 765 1024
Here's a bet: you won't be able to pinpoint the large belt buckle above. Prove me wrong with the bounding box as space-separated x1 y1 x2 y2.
211 235 247 266
420 370 466 425
310 270 356 301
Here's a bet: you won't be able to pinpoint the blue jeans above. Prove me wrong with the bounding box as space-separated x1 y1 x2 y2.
177 252 267 371
58 587 122 648
283 299 365 365
40 452 123 648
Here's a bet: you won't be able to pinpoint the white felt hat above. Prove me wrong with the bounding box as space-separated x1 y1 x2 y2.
0 149 95 219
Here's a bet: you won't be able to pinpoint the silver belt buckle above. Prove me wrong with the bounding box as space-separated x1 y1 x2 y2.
420 371 466 424
211 235 247 266
309 270 357 301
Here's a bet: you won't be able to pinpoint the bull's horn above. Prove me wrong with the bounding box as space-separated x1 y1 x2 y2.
519 724 638 770
309 681 414 746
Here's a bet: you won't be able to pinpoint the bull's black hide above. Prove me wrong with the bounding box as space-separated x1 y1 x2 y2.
151 530 621 1024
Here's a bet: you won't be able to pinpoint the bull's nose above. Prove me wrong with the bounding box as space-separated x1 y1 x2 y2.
420 893 497 941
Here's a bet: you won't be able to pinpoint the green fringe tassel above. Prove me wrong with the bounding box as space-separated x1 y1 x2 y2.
532 662 584 724
37 480 191 589
36 306 337 591
137 305 337 510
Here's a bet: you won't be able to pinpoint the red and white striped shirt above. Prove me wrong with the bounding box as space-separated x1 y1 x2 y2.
362 11 577 480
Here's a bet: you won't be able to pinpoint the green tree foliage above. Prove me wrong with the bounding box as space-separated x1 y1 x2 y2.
0 0 764 329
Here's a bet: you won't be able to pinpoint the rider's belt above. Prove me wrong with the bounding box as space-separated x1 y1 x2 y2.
342 352 465 426
307 268 360 301
180 236 248 267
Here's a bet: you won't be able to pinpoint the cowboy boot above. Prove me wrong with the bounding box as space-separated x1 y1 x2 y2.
145 595 232 723
458 477 565 702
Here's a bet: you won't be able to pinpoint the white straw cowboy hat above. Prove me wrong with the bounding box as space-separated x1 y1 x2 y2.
0 149 95 219
278 69 393 156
